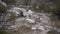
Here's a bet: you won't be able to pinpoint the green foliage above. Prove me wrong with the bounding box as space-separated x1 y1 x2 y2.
31 3 57 13
0 3 7 13
2 0 16 5
0 28 8 34
19 0 26 5
0 30 7 34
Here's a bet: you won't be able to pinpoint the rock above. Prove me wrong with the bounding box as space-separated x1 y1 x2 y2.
26 18 35 23
15 18 25 21
31 27 37 30
40 18 43 20
8 7 24 16
26 10 34 17
56 28 60 32
0 26 2 28
21 25 30 29
7 25 17 30
13 8 52 34
38 26 45 31
28 10 34 14
34 15 39 18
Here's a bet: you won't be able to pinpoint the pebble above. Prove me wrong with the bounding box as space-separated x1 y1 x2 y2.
26 18 35 23
31 27 37 30
38 26 45 31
